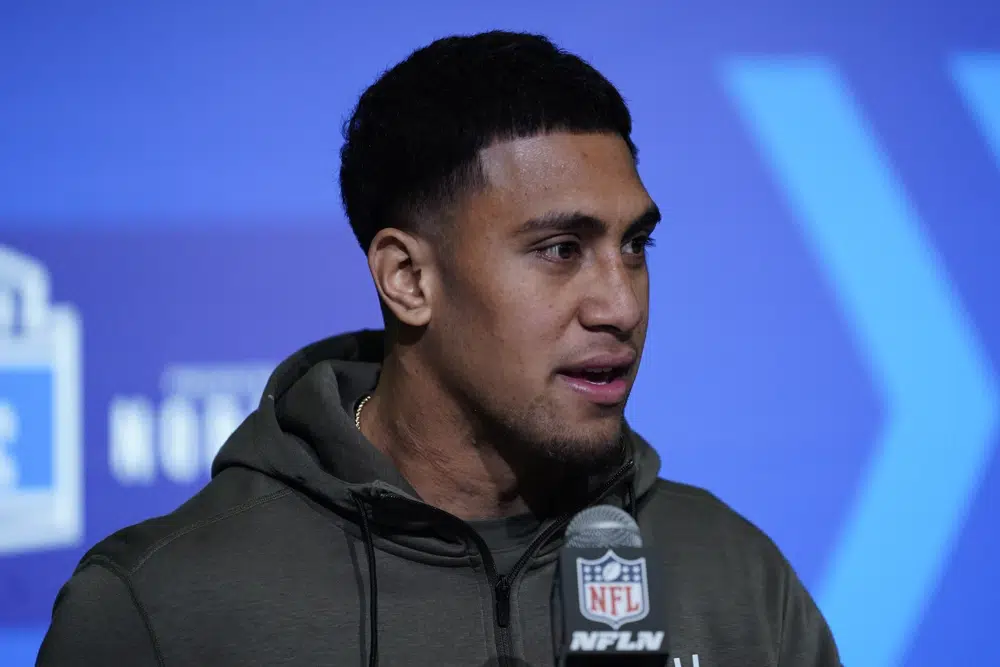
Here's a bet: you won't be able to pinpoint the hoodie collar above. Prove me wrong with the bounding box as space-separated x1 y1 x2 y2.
212 330 662 556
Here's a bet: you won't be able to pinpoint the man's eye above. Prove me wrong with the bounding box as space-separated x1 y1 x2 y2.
538 242 581 261
624 235 656 256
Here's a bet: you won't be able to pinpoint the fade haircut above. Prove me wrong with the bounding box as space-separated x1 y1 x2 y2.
339 31 638 252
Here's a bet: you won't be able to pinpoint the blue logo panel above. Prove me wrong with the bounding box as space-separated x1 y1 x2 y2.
0 370 54 489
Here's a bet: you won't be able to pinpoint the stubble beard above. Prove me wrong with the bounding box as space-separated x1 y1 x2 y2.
487 399 627 475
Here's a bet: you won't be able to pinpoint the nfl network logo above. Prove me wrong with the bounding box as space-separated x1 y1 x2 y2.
577 550 650 630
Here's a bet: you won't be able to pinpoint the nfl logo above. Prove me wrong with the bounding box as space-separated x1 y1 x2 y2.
576 550 650 630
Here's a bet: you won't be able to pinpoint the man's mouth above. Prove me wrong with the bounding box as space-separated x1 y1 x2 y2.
559 366 628 385
556 352 636 406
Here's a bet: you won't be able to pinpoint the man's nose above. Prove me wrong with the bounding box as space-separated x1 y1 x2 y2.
577 255 644 336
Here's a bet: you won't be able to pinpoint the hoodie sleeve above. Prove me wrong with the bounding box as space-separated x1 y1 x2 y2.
778 564 843 667
35 560 161 666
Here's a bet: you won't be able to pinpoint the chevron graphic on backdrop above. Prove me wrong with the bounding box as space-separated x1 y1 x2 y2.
952 54 1000 170
722 58 1000 667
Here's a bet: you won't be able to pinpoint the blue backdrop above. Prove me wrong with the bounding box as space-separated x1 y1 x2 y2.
2 2 999 665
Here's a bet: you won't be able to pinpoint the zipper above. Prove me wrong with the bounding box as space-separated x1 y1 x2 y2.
374 458 635 664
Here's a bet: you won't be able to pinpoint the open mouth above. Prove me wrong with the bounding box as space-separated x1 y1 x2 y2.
559 366 629 385
556 351 636 405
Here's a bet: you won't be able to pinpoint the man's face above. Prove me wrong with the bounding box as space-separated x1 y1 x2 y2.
427 131 657 468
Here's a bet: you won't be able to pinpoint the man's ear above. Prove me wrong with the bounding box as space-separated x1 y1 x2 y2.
368 228 435 328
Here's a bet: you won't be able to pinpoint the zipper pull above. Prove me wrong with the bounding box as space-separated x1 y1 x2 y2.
494 576 511 628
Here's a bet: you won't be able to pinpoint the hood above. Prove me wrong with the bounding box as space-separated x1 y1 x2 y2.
212 329 663 554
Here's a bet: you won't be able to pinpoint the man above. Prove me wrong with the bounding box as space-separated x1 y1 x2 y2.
37 31 841 666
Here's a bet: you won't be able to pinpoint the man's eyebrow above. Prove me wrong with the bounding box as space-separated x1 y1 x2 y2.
515 203 661 236
625 204 661 235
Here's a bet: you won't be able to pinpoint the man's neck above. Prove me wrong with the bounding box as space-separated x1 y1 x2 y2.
358 353 570 521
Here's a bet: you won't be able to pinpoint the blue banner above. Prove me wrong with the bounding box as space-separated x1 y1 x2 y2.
2 2 998 666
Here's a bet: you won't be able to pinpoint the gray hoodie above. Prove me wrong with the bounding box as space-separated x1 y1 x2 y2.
37 330 841 667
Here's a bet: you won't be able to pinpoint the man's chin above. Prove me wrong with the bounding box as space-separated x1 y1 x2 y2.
535 424 625 471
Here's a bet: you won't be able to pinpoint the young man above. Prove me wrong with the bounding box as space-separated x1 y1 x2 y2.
37 31 841 667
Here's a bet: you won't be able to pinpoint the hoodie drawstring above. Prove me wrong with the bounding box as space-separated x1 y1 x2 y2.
348 469 635 667
351 492 379 667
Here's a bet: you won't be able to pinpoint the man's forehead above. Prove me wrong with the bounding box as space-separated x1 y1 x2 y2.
473 132 650 228
479 132 636 185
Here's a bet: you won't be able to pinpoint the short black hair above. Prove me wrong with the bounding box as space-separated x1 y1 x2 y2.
339 31 638 252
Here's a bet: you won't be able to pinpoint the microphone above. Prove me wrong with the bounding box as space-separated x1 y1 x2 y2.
553 505 669 666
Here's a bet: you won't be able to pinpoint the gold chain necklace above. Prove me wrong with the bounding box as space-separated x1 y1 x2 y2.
354 393 372 431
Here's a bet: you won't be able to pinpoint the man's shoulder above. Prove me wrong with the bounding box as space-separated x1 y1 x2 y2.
79 468 294 578
639 477 788 565
640 476 741 513
638 477 801 630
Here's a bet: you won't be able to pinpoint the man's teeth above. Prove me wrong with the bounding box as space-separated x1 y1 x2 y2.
581 368 615 383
